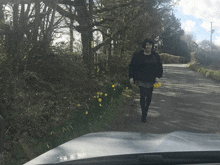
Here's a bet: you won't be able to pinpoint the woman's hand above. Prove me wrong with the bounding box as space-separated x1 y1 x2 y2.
129 78 134 84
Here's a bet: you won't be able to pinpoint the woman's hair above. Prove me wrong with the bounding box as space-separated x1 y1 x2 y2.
142 38 155 49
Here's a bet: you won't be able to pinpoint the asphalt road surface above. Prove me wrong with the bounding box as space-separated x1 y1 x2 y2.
108 64 220 134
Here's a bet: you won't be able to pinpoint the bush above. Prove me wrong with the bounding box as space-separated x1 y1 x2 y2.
195 50 220 70
188 63 220 82
159 53 187 64
108 55 130 80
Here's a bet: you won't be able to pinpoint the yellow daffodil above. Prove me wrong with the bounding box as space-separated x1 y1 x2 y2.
94 96 96 98
85 111 88 115
126 87 128 89
105 93 108 96
89 98 90 100
78 104 80 106
114 88 115 90
100 92 103 95
100 115 102 118
158 83 161 87
99 104 102 106
112 85 115 88
98 98 102 102
97 92 99 95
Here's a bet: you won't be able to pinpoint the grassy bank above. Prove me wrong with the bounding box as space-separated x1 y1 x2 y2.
187 63 220 82
7 79 138 165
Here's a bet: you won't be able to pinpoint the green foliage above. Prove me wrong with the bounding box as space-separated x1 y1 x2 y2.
188 63 220 82
1 40 134 165
194 50 220 70
159 53 187 64
0 1 179 164
95 0 173 58
162 13 191 61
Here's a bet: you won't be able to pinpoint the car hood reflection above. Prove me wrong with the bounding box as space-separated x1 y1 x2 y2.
23 131 220 165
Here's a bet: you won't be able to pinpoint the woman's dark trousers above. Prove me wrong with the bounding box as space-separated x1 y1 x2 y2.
139 86 154 120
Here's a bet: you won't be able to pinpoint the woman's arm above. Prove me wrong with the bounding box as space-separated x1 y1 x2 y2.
129 52 138 80
156 54 163 78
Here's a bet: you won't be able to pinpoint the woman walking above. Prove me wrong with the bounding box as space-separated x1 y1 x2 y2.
129 38 163 123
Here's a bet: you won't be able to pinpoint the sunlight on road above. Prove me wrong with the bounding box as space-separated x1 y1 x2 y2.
148 110 160 117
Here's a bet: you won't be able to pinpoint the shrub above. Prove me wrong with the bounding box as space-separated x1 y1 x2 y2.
195 50 220 70
159 53 187 64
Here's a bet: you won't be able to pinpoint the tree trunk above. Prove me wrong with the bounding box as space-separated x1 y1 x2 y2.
32 0 40 45
44 0 57 51
13 4 18 31
107 40 112 64
81 32 90 67
75 0 94 76
12 4 19 72
88 0 94 75
102 31 107 54
0 3 4 21
69 5 74 53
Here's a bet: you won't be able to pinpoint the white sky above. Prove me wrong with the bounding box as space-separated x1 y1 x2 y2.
174 0 220 46
182 20 195 34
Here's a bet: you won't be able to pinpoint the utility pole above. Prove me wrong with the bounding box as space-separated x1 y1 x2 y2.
210 22 215 51
210 22 212 51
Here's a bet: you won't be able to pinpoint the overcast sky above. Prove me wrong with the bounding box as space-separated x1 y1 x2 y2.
173 0 220 45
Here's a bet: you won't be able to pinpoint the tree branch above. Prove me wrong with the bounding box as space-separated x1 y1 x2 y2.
94 0 139 14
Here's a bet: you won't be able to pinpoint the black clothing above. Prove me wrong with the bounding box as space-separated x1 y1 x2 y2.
129 50 163 122
140 86 153 120
129 50 163 84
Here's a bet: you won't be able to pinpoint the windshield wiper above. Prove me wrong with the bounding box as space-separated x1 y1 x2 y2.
41 151 220 165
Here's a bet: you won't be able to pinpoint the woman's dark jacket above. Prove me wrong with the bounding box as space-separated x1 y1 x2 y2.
129 50 163 84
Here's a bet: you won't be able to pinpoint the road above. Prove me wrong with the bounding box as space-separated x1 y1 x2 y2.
108 64 220 134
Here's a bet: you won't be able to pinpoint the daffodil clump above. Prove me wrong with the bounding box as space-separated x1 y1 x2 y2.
75 81 127 123
51 79 134 152
154 83 162 88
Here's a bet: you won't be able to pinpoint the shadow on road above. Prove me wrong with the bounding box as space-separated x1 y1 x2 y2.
109 64 220 134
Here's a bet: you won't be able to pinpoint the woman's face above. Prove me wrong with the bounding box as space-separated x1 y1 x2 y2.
145 43 153 51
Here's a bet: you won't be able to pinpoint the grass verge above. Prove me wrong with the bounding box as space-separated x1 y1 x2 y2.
8 80 138 165
187 63 220 82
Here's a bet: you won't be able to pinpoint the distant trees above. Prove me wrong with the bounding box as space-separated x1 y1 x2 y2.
161 13 190 61
181 33 198 52
0 0 190 72
51 0 175 73
197 40 220 52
